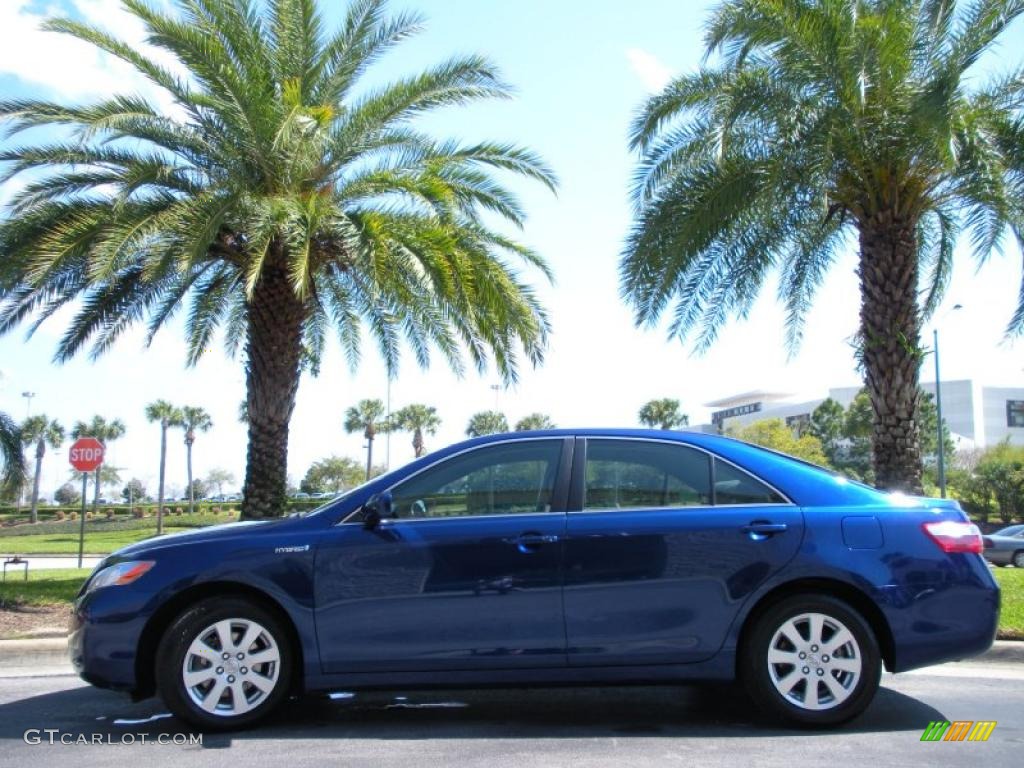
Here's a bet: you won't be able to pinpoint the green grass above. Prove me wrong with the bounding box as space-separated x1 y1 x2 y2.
994 568 1024 640
0 568 91 607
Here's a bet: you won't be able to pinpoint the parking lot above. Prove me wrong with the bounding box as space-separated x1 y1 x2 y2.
1 662 1018 768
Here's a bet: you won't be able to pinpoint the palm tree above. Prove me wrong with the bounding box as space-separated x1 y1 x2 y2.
146 400 182 534
466 410 509 437
638 399 688 431
0 412 26 502
621 0 1024 493
344 399 389 480
514 413 555 431
392 404 441 457
20 415 64 523
174 406 213 514
71 416 126 513
0 0 555 519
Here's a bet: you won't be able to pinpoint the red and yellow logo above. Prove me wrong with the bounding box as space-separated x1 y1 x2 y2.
920 721 996 742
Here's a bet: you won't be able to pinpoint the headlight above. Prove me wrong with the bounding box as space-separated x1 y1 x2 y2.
84 561 155 594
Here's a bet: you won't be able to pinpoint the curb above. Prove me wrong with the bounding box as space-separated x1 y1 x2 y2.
0 637 1021 677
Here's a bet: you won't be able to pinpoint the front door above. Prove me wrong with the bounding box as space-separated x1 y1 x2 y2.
563 437 804 665
314 438 571 673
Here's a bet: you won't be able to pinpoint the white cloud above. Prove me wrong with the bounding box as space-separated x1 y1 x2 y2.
0 0 179 108
626 47 674 92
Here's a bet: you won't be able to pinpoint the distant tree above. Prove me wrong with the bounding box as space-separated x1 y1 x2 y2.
638 399 688 430
0 412 24 501
97 465 122 496
809 399 845 466
918 392 956 468
301 456 367 494
20 415 64 523
205 468 235 497
514 413 556 431
729 418 829 466
121 478 147 505
973 441 1024 523
145 400 182 535
392 405 441 458
187 478 209 501
54 482 80 506
466 411 509 437
174 406 213 515
344 400 390 481
71 416 126 513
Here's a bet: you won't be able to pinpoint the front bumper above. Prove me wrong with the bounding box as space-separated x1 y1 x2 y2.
69 590 148 693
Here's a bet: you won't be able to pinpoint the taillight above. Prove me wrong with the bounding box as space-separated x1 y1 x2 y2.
922 521 984 554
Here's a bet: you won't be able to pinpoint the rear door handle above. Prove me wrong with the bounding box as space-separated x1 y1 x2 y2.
742 522 788 538
511 532 560 552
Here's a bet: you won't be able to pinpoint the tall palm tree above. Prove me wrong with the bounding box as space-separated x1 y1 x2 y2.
146 400 182 534
466 410 508 437
638 399 688 431
344 399 389 480
514 413 555 431
621 0 1024 493
71 416 126 512
174 405 213 514
20 415 64 523
0 0 555 519
392 404 441 457
0 412 26 502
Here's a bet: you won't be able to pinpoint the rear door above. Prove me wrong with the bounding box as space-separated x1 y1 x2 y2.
563 437 804 666
314 437 571 673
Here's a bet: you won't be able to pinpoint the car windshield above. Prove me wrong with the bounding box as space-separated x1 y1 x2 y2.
995 525 1024 537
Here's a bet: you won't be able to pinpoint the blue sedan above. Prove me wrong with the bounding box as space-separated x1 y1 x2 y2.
69 429 999 730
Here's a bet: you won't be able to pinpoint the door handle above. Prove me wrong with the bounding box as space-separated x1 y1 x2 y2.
511 532 560 552
742 522 788 538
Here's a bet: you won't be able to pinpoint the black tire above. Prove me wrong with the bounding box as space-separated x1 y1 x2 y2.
1013 551 1024 568
741 594 881 727
156 597 293 731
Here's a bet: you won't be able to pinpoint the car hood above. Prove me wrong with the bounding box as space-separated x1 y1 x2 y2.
110 518 285 559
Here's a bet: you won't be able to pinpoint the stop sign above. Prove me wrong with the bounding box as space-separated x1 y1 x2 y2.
69 437 105 472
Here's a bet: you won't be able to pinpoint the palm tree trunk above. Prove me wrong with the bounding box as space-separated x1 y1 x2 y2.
857 209 924 494
92 467 100 513
186 438 194 515
30 440 43 524
241 261 306 519
413 427 423 458
365 436 374 481
157 422 167 535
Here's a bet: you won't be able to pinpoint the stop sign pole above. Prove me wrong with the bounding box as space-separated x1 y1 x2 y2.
69 438 105 568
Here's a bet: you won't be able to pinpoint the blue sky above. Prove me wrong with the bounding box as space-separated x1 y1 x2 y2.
0 0 1021 499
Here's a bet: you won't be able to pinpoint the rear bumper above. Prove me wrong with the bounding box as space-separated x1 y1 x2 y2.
881 554 1000 673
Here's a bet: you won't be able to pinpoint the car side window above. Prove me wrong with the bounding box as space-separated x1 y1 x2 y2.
714 458 787 505
389 440 563 519
584 440 712 510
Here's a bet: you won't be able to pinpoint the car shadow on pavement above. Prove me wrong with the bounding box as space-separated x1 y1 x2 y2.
0 682 945 746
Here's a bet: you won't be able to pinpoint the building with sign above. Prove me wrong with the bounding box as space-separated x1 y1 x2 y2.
695 380 1024 448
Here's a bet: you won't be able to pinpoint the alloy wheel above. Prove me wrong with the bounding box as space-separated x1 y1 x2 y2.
766 612 863 711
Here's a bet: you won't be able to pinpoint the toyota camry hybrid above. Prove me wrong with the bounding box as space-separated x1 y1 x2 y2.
69 429 999 730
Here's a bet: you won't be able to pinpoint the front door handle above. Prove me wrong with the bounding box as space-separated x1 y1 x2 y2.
511 532 560 553
742 521 788 539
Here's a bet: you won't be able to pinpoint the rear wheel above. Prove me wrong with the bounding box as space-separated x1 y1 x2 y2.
156 597 292 730
741 595 881 727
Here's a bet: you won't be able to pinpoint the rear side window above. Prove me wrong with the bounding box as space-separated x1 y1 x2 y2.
584 440 712 510
714 458 787 505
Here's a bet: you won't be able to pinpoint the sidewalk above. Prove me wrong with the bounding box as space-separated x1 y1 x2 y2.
1 637 1021 679
0 555 102 571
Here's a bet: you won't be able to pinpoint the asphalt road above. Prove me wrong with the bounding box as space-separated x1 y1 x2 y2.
0 665 1020 768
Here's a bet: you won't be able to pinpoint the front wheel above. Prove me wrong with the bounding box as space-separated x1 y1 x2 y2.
156 597 292 730
741 595 881 727
1013 551 1024 568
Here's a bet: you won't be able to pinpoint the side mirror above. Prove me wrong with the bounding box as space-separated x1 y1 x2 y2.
360 491 393 529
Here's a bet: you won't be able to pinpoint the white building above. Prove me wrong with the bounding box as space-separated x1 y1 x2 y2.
697 380 1024 448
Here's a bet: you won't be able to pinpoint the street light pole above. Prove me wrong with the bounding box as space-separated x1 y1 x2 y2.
932 303 962 499
933 327 947 498
21 391 35 419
